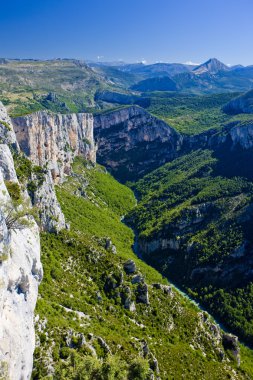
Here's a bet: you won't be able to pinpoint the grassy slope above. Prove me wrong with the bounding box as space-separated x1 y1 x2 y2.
127 149 253 347
33 158 252 379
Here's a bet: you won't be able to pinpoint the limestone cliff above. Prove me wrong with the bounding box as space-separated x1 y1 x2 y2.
94 106 182 181
0 106 42 380
12 111 96 183
94 106 253 183
210 120 253 150
12 111 96 232
0 102 18 148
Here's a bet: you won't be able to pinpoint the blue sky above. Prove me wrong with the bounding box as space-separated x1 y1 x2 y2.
1 0 253 65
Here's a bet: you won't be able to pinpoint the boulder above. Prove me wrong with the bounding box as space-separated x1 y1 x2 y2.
124 259 136 274
136 283 149 304
222 333 240 365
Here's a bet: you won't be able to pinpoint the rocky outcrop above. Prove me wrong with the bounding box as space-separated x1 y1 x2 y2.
210 120 253 150
136 282 149 304
0 102 18 148
0 144 18 182
12 111 96 183
124 259 136 274
94 106 183 181
0 112 42 380
33 170 66 232
222 333 240 365
93 104 253 183
140 237 180 255
12 110 97 231
186 120 253 152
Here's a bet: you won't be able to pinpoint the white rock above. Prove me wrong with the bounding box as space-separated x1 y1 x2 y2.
0 172 42 380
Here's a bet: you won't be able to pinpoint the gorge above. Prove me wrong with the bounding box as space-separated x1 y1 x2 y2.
1 97 253 378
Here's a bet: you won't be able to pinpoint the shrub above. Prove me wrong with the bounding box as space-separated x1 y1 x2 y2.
5 181 21 203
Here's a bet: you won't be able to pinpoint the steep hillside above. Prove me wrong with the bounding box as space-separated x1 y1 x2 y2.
126 148 253 346
94 106 182 181
32 157 253 379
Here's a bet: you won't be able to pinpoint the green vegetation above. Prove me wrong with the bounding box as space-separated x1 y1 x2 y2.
98 91 253 135
192 284 253 349
12 151 46 201
4 180 21 203
54 353 150 380
33 158 251 379
0 59 117 116
127 149 253 347
12 152 33 183
143 92 253 134
0 120 11 131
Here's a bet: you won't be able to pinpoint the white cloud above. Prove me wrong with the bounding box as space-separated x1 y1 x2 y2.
97 55 104 61
184 60 200 66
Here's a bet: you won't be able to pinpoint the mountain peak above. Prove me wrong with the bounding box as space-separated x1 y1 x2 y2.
193 58 229 75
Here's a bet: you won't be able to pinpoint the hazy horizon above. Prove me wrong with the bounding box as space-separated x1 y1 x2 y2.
0 57 248 68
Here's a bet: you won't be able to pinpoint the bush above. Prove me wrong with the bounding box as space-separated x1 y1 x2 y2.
5 181 21 203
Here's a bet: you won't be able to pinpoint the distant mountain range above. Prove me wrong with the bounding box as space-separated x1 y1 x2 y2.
90 57 246 76
89 57 253 95
1 57 253 116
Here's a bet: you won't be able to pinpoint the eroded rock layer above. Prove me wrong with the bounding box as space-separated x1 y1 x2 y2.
12 111 96 183
94 106 182 181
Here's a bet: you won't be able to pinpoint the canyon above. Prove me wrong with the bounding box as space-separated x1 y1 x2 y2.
1 98 253 378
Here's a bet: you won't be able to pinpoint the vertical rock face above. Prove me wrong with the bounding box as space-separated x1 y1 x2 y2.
12 110 96 232
94 106 182 181
0 103 19 148
0 197 42 380
0 107 42 379
34 170 66 232
12 111 96 183
0 104 98 378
